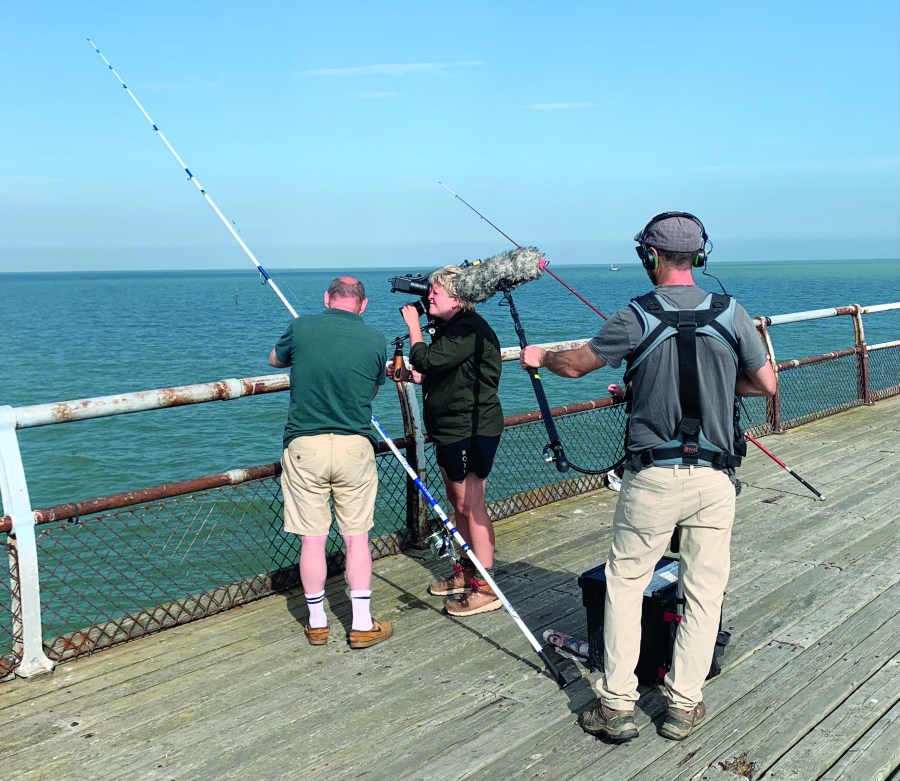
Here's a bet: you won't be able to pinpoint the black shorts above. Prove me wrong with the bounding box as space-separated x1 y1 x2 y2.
435 435 501 483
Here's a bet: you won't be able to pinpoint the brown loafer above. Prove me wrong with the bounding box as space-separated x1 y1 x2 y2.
304 625 329 646
348 618 393 649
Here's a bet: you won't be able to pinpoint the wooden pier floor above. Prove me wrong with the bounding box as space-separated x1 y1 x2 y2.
2 397 899 781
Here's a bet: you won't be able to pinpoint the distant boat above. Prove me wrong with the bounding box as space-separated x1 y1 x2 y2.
609 265 621 271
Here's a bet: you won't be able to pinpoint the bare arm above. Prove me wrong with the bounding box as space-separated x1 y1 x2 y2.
268 349 289 369
736 362 777 397
520 343 606 378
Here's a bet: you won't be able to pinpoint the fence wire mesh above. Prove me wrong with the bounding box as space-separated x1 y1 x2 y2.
32 453 416 664
21 405 625 666
2 337 898 675
0 537 21 679
416 404 628 537
869 344 900 402
777 354 862 430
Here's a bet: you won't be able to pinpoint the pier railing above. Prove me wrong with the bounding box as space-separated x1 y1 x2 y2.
1 301 898 680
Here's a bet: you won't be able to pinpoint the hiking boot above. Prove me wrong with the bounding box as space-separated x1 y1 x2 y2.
304 625 329 646
428 562 473 596
660 701 707 741
445 577 502 616
348 619 393 649
578 702 639 743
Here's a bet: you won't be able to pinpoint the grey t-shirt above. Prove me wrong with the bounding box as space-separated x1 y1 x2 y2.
589 286 768 454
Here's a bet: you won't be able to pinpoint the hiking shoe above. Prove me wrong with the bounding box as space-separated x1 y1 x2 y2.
660 701 707 741
304 625 329 646
578 702 639 743
428 562 472 596
445 578 502 616
348 619 393 649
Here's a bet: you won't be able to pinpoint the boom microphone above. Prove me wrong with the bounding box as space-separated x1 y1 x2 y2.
456 247 544 304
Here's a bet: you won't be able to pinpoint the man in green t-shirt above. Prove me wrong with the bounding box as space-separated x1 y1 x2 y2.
268 276 392 650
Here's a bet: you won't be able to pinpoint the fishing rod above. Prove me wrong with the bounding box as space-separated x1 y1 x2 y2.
87 40 295 317
439 182 609 320
370 420 568 687
89 40 568 688
740 401 825 500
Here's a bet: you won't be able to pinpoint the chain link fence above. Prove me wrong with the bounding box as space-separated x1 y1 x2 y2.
777 353 862 430
870 344 900 402
1 540 22 678
2 333 898 678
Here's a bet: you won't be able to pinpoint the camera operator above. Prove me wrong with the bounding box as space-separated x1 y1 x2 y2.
393 265 504 616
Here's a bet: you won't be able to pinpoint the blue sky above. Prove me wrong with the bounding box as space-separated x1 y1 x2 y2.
2 1 898 272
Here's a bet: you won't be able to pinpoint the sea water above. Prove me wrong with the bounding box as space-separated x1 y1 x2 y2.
1 258 897 508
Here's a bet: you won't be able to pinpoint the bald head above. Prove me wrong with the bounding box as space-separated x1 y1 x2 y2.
324 276 367 314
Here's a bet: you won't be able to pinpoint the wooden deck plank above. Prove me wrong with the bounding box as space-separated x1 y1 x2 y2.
470 640 800 781
816 699 900 781
762 654 900 780
1 395 897 781
724 538 900 665
695 616 900 780
584 582 900 781
43 547 595 780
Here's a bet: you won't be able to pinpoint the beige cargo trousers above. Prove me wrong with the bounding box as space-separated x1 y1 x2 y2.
598 464 736 710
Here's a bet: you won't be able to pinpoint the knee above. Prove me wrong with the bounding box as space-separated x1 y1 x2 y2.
342 532 369 547
453 502 472 521
301 534 328 551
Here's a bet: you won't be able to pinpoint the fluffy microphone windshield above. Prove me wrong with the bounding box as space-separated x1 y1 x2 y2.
455 247 544 304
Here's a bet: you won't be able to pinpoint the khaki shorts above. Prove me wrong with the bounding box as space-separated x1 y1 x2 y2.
281 433 378 537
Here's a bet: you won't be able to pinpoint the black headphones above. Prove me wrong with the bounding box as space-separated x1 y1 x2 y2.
635 211 710 271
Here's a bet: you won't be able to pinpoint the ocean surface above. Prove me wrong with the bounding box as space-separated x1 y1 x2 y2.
1 258 898 509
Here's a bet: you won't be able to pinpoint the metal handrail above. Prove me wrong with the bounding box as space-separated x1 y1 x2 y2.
2 304 898 679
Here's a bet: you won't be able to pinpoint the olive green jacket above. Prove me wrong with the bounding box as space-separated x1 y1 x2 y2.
409 310 504 445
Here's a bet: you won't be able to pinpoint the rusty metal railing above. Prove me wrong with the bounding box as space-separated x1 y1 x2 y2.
753 303 900 433
1 302 898 680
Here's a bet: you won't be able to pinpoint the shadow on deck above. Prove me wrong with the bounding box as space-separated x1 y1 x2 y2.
2 397 899 781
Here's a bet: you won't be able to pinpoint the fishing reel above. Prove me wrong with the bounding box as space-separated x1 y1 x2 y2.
424 529 456 560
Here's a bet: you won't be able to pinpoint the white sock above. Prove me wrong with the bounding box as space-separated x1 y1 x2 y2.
350 590 373 631
305 590 327 628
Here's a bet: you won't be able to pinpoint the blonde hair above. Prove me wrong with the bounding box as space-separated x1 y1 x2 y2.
428 265 474 311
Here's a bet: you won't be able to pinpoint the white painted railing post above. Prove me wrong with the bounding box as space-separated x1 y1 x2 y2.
0 406 54 677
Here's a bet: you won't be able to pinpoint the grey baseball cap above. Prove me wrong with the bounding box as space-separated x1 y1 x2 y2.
635 214 704 252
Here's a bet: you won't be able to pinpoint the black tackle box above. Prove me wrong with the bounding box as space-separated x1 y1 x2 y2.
578 557 729 685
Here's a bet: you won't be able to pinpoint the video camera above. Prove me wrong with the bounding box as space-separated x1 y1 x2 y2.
388 272 431 317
